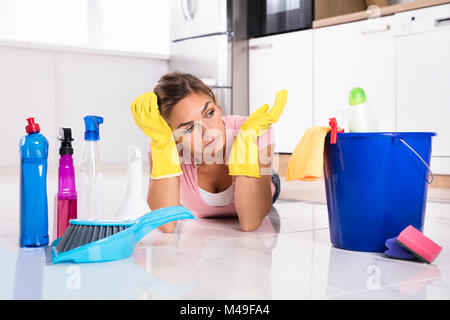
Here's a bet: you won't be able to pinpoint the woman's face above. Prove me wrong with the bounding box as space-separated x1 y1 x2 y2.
168 92 226 164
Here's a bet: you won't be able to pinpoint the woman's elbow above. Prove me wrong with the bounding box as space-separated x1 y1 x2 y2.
237 209 269 232
158 221 177 233
240 222 261 232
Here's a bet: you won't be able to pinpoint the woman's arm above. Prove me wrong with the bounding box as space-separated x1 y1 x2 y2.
233 144 274 232
147 152 181 233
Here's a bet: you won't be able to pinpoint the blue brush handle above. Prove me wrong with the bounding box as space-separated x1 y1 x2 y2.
134 205 196 242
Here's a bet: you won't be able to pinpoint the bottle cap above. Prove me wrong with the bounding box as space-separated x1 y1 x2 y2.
58 128 74 155
25 117 41 134
349 87 367 106
83 116 104 141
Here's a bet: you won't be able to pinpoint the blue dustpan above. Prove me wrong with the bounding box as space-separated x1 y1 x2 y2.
49 205 196 264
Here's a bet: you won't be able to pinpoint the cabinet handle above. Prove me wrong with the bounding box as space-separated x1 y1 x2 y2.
435 17 450 27
181 0 192 21
187 0 197 20
249 43 273 50
361 24 391 35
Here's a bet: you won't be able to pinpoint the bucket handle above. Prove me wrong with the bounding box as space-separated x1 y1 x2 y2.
399 138 434 184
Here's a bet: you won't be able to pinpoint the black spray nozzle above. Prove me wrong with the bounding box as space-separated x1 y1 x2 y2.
58 127 74 155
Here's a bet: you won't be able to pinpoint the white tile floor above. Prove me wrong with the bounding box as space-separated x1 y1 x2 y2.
1 165 449 300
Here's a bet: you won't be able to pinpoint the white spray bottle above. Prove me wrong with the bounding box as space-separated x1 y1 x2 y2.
116 146 151 220
78 115 104 220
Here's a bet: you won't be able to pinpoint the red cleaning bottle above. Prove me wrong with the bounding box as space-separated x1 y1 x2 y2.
53 128 77 239
329 117 345 144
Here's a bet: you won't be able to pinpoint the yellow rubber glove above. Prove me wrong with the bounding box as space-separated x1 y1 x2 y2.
130 92 182 179
228 89 288 178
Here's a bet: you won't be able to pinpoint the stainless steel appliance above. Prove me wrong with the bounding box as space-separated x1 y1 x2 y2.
169 0 249 116
247 0 313 38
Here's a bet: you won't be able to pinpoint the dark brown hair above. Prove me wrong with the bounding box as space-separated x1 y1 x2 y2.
153 72 217 121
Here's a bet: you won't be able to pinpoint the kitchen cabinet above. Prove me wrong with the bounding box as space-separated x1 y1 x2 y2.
394 4 450 174
170 0 228 41
313 15 396 131
248 3 450 175
249 30 314 154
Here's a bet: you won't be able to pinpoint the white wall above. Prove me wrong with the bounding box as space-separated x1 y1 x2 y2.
0 45 169 167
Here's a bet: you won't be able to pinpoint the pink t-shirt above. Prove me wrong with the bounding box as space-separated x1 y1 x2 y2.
149 115 275 218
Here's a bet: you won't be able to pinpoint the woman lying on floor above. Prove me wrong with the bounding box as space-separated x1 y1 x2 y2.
131 72 287 232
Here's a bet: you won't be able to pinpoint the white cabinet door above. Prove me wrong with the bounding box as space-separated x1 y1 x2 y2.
170 0 190 41
313 16 396 131
394 4 450 174
170 0 228 41
188 0 228 37
249 30 313 154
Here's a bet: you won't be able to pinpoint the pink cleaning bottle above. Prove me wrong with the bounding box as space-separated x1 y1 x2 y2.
54 128 77 239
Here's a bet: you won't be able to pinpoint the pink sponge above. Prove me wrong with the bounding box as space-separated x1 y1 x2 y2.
396 225 443 264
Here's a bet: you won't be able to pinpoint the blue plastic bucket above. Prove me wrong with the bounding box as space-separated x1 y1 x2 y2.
323 132 436 252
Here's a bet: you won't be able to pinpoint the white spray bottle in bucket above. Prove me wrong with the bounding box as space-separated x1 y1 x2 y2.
346 87 379 132
116 146 151 220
